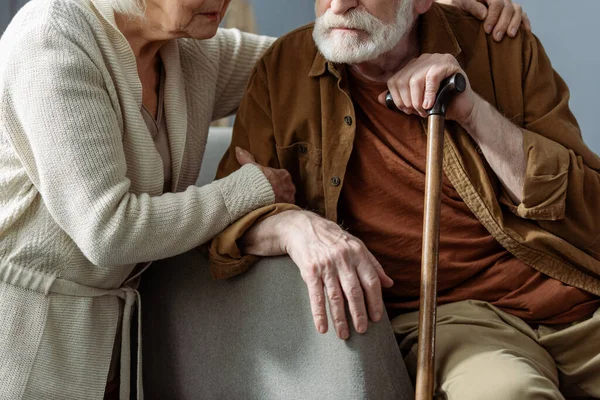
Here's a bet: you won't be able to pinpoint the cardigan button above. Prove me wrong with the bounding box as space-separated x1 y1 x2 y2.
344 115 353 126
297 145 308 154
331 176 341 186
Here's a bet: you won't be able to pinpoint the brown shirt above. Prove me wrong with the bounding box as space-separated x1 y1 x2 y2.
210 4 600 305
339 67 600 324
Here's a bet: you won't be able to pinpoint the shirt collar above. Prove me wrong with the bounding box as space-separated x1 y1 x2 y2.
308 47 328 77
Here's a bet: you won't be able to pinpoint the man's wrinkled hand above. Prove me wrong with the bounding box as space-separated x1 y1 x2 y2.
235 146 296 204
282 211 394 340
377 53 480 127
436 0 531 40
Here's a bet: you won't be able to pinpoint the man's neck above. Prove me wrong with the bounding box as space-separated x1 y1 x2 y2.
349 19 421 83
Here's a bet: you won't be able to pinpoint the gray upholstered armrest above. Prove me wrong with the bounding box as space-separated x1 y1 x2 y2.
197 127 233 187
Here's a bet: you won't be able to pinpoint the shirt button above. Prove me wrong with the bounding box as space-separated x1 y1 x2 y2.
297 145 308 154
331 176 341 186
344 115 353 126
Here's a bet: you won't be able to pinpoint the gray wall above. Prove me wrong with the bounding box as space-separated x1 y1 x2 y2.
2 0 598 153
518 0 600 154
251 1 314 38
1 0 26 34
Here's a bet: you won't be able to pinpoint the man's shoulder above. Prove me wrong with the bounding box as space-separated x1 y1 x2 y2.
434 2 482 24
433 2 532 53
431 2 487 42
259 23 318 72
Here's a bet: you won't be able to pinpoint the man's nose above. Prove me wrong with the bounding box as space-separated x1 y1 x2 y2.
329 0 359 15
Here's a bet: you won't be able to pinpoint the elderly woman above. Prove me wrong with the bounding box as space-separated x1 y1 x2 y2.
0 0 527 398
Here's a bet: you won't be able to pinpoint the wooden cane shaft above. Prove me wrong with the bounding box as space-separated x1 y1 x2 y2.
415 116 445 400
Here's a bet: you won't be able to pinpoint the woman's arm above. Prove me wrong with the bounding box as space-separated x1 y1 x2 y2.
199 29 276 121
0 20 275 267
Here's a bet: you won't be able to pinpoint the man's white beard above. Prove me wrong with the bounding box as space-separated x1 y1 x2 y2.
313 0 415 64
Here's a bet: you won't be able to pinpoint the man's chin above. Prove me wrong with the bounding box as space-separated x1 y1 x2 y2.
315 41 378 64
320 52 376 65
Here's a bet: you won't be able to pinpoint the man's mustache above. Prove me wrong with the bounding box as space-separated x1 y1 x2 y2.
317 10 380 31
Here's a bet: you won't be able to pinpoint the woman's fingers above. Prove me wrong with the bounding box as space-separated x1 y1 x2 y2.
234 146 257 165
460 0 488 20
271 168 296 203
237 150 295 204
254 162 296 204
522 11 531 31
483 0 506 34
437 0 529 37
507 3 523 37
435 0 487 20
491 0 515 41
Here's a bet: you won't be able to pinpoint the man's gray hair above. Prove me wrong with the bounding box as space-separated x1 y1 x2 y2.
105 0 146 18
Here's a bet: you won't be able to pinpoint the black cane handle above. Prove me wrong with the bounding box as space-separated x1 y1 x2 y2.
385 73 467 116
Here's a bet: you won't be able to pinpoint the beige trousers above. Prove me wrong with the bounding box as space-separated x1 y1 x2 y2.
391 300 600 400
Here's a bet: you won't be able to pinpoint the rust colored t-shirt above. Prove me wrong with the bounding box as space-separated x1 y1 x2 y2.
338 67 600 325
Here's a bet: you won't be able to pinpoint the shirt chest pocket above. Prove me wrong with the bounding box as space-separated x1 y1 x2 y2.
275 141 325 214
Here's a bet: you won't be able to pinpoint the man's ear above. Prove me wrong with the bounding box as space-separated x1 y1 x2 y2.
414 0 435 15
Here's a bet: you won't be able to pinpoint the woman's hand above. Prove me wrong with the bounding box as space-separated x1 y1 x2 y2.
235 146 296 204
436 0 531 40
282 211 394 340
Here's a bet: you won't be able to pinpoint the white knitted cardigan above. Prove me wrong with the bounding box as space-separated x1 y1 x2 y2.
0 0 276 398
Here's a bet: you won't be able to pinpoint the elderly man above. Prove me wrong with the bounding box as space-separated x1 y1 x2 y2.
210 0 600 398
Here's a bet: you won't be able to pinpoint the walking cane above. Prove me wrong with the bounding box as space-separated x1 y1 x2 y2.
385 73 466 400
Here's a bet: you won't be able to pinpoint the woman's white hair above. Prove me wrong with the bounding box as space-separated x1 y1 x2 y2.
105 0 147 18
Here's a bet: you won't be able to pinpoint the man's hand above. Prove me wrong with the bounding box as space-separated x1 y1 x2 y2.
235 146 296 204
242 210 394 340
436 0 531 40
377 53 479 126
284 211 394 340
376 53 526 203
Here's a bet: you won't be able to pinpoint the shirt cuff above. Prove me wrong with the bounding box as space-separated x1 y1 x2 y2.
507 129 569 220
209 203 301 279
